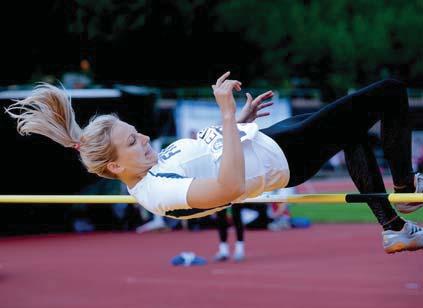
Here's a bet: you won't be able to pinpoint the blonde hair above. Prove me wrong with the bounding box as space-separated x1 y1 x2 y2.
5 83 120 179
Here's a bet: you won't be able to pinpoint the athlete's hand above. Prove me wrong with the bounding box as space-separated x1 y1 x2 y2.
237 90 274 123
212 71 241 116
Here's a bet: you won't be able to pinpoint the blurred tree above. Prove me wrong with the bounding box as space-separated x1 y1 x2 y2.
69 0 150 42
215 0 423 100
1 0 423 98
66 0 256 87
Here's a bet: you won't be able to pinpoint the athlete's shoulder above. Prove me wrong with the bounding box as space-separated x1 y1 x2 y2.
127 169 194 216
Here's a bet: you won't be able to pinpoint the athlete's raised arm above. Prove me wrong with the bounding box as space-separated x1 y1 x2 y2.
187 72 246 208
236 90 274 123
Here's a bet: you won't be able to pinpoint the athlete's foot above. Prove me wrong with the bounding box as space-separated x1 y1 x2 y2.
394 173 423 214
382 220 423 254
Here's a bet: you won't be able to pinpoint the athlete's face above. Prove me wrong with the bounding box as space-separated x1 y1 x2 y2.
107 120 158 177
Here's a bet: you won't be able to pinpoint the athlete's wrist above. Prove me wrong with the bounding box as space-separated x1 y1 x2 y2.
221 112 237 121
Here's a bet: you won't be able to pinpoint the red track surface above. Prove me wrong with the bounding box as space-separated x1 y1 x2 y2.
1 226 422 308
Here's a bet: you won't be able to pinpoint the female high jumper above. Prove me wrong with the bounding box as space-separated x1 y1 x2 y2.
6 72 423 254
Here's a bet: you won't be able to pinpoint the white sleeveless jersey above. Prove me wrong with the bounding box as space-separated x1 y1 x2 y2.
127 123 290 219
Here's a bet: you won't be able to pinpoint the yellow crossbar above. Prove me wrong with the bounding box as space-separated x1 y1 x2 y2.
0 193 421 204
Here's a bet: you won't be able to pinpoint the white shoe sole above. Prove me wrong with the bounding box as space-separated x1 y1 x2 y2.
384 240 422 253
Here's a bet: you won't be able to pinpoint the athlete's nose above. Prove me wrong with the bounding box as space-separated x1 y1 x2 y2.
138 133 150 145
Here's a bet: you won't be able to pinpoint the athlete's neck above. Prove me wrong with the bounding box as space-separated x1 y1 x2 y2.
122 170 149 189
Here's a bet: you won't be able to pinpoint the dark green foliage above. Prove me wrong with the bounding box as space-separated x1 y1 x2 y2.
2 0 423 98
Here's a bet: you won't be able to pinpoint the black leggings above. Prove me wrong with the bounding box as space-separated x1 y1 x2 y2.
261 79 414 226
216 206 244 242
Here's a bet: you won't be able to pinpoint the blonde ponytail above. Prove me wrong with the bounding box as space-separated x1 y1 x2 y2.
5 83 120 179
5 83 82 148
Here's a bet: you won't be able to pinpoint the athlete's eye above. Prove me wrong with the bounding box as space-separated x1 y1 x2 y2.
129 136 136 146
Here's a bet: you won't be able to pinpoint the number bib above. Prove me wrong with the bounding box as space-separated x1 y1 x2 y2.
196 123 259 161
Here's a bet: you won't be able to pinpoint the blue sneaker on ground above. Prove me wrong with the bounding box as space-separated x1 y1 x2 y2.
290 217 311 228
171 252 207 266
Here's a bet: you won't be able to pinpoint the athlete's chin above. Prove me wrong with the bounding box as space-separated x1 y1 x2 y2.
146 154 158 166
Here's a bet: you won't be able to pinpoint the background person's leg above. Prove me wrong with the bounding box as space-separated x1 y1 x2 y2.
214 209 229 261
232 206 244 242
231 206 245 261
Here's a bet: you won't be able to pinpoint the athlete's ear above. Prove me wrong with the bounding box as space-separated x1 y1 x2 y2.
107 161 124 175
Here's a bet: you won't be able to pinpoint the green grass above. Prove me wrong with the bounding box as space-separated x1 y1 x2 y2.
290 203 423 223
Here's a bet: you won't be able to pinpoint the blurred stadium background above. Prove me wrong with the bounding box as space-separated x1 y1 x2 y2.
1 0 423 234
0 1 422 307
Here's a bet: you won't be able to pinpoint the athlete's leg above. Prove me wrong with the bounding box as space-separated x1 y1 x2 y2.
261 79 413 230
344 141 404 230
261 79 423 252
261 79 414 190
